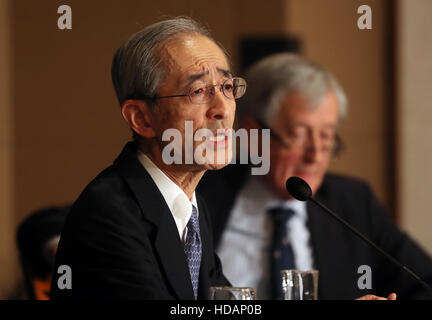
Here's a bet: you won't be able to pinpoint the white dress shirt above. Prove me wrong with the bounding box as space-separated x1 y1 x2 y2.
217 175 314 299
137 150 198 242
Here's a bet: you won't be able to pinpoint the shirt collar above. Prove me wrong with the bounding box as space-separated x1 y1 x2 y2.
271 198 307 220
244 175 307 220
136 150 198 238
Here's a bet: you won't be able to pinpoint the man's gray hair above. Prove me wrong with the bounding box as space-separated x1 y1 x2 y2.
111 16 229 106
237 53 348 126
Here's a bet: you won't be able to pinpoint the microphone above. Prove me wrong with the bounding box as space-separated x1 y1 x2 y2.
285 176 432 295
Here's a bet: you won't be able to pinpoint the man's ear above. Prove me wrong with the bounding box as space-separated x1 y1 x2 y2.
121 100 156 139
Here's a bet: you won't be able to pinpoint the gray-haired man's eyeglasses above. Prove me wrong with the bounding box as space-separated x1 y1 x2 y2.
256 119 345 157
130 77 247 105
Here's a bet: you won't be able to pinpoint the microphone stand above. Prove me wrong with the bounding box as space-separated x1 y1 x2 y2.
309 197 432 295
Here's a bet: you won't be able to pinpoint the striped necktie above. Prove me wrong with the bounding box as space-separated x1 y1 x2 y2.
183 205 202 299
268 207 296 300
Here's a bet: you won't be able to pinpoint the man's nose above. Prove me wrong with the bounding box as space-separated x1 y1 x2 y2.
206 87 233 120
303 131 323 163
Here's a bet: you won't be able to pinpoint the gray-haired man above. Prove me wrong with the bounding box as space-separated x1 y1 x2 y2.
199 53 432 300
51 17 246 299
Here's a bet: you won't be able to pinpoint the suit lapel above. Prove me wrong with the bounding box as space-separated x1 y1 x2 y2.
154 214 195 300
307 200 330 272
307 197 338 299
307 181 351 299
114 142 194 300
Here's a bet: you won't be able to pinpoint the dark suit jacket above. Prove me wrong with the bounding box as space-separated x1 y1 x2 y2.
51 142 229 300
197 164 432 300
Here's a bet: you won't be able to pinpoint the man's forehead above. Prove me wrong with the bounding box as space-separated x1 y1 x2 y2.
281 91 338 112
184 68 232 86
160 34 230 81
274 92 339 126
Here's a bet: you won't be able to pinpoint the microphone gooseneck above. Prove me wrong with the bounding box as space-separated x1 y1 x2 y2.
285 176 432 295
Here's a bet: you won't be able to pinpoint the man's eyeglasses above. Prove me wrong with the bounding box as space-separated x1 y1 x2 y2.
256 119 345 157
130 77 247 105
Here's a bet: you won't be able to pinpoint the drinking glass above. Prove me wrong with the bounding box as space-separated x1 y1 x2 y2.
209 286 256 300
281 269 319 300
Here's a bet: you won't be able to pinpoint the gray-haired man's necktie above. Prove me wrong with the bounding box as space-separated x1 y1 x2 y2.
183 205 202 299
268 207 296 300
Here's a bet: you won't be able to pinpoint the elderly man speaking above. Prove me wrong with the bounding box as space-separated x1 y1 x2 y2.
51 17 247 300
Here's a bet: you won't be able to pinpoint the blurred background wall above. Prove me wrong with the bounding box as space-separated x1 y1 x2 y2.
397 0 432 266
0 0 430 298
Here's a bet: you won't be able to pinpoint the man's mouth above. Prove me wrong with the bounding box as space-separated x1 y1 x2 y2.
295 170 317 178
209 133 226 142
208 129 230 147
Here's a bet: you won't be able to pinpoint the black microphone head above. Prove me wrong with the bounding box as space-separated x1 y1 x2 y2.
285 176 312 201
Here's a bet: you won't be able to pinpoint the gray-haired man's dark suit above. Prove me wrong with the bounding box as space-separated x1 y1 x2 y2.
51 142 229 299
198 164 432 300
